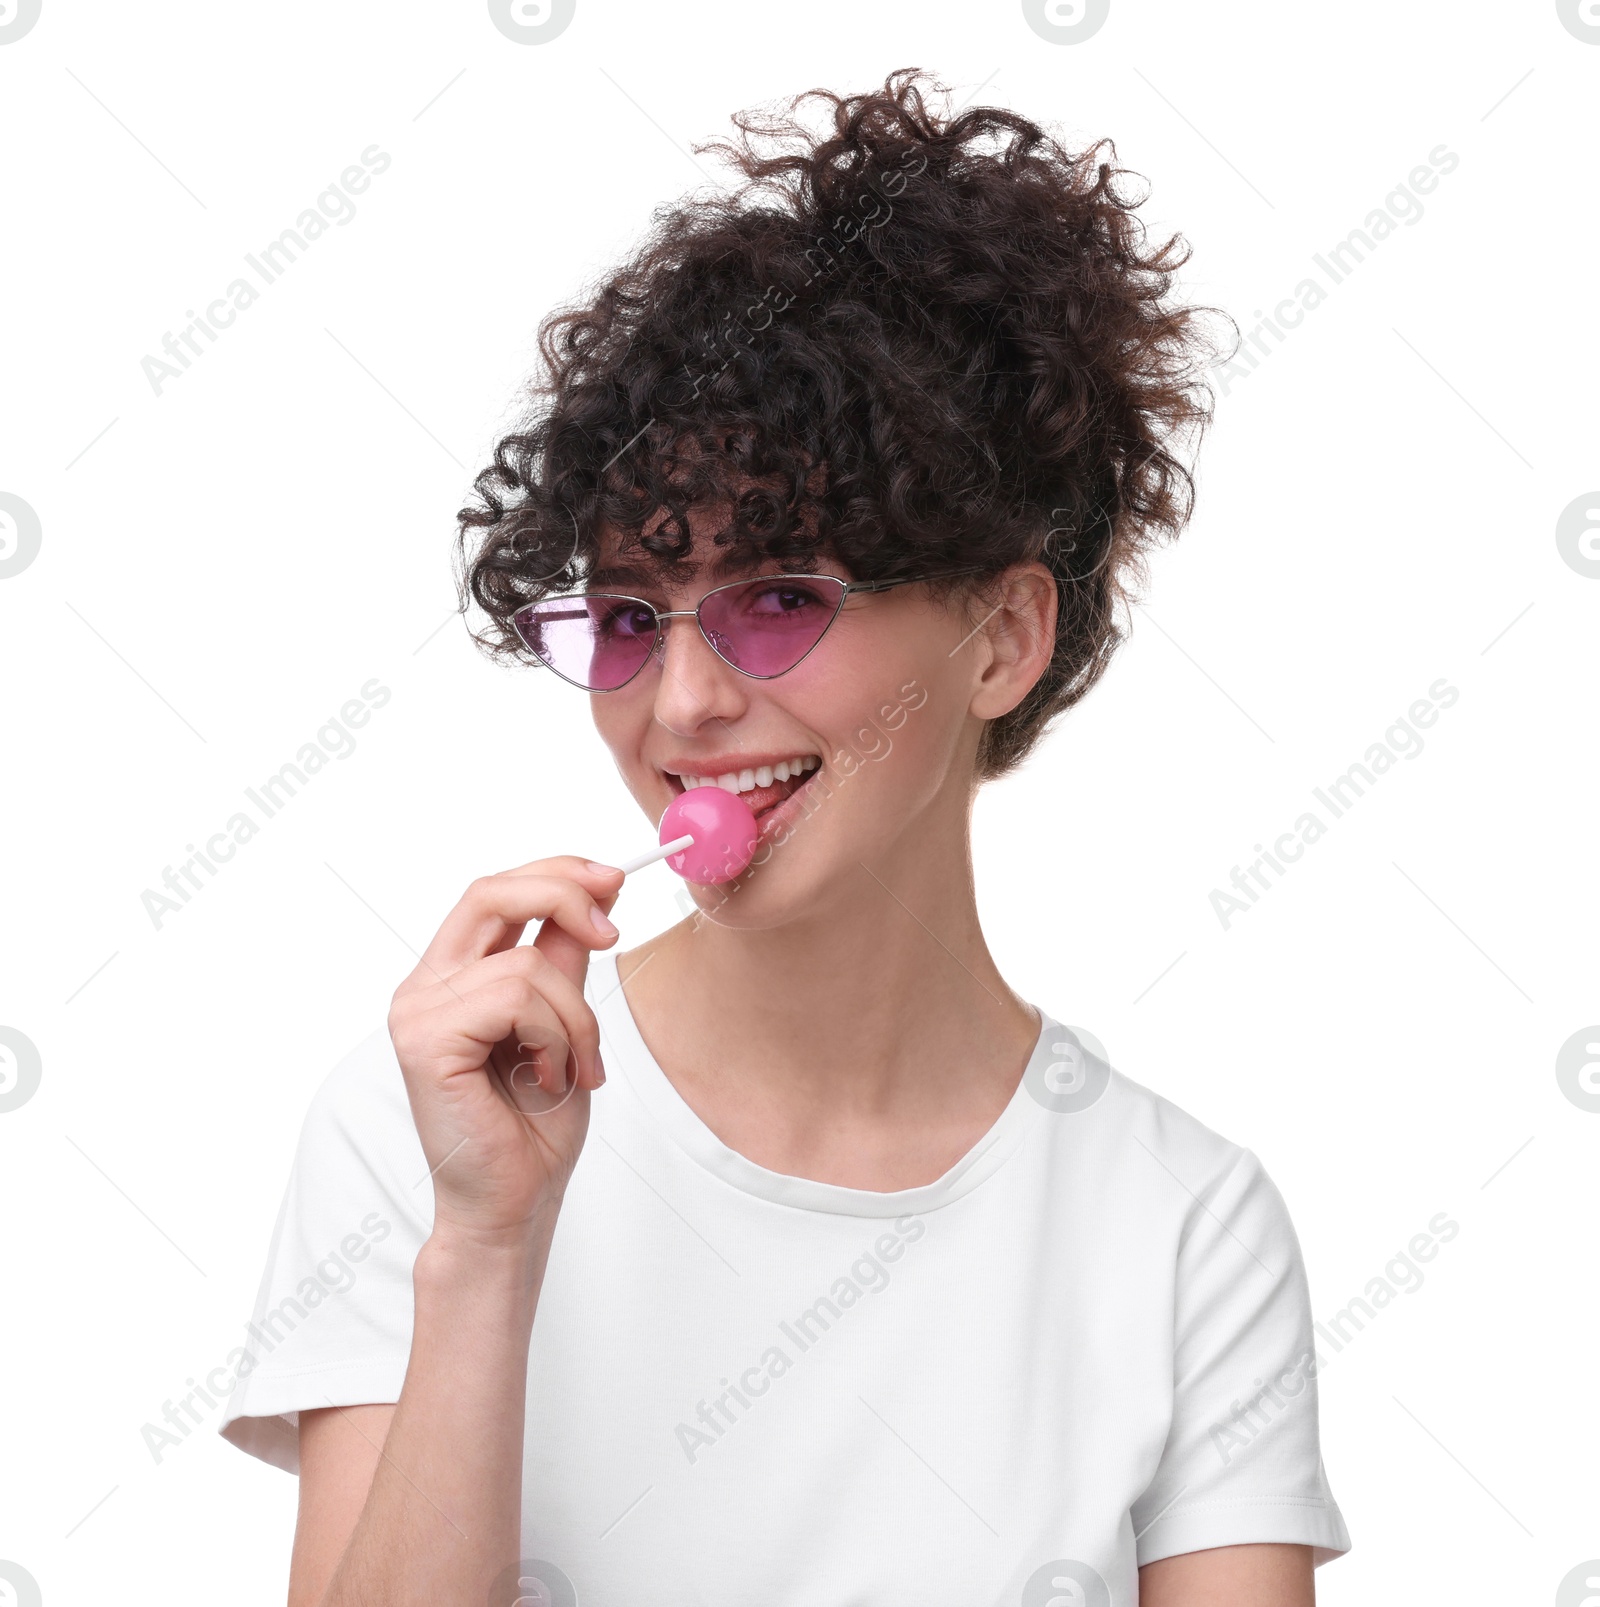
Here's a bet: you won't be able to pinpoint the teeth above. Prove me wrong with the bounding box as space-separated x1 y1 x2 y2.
678 754 819 793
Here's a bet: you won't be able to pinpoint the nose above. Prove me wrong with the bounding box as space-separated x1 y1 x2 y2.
647 608 748 732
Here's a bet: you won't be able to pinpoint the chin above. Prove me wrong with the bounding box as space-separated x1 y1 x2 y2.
681 799 879 932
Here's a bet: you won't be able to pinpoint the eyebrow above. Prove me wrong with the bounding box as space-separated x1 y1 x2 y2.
585 562 687 591
586 555 832 591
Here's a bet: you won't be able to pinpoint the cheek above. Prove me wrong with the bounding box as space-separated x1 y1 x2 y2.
821 704 949 827
818 683 947 795
589 700 653 786
589 702 623 765
839 707 898 768
793 620 956 776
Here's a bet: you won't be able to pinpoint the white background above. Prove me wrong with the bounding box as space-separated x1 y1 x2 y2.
1 1 1596 1602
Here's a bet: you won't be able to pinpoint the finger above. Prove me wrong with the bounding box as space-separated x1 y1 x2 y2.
455 984 579 1116
400 863 623 995
396 944 602 1090
490 1013 581 1116
490 852 626 891
398 972 575 1104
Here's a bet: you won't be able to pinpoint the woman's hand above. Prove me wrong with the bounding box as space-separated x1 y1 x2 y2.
386 855 625 1244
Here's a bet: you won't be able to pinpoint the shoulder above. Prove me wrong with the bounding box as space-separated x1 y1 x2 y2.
1056 1036 1259 1190
1029 1029 1288 1244
1097 1065 1303 1269
1110 1066 1264 1189
289 1023 432 1234
305 1021 412 1129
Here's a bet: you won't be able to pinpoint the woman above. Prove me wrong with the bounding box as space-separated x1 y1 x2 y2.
221 69 1350 1605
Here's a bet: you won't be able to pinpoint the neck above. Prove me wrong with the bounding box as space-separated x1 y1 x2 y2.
614 801 1040 1184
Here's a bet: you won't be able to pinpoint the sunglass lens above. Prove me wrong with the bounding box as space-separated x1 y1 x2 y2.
699 577 846 676
514 595 656 690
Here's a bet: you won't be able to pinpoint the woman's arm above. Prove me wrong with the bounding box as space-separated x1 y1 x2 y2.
1139 1542 1313 1606
278 855 624 1607
288 1217 558 1606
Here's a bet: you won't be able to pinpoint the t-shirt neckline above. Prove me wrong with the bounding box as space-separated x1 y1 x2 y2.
588 947 1050 1217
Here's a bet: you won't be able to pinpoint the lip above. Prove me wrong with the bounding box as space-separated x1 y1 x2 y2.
659 750 824 792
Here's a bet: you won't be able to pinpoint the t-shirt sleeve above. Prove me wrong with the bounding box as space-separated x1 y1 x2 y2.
1131 1145 1352 1569
217 1025 434 1474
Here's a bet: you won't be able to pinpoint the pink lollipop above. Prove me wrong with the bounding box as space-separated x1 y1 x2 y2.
614 785 759 885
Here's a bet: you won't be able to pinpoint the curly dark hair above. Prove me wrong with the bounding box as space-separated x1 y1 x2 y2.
455 66 1232 781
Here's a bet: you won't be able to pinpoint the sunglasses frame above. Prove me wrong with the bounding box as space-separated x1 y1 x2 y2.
514 567 988 692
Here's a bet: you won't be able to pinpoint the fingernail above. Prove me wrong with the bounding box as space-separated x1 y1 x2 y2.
591 906 618 937
586 861 621 876
595 1055 606 1085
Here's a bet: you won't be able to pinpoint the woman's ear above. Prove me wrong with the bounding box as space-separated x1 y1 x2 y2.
967 562 1057 719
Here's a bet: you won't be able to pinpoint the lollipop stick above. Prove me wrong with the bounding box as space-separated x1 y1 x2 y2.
616 832 694 876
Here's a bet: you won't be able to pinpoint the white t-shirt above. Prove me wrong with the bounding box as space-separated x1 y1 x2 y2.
220 948 1350 1602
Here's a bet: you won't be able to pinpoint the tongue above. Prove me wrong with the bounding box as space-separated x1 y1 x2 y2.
733 771 808 818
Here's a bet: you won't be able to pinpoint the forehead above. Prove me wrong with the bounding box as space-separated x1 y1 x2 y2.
585 549 765 592
587 525 844 594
